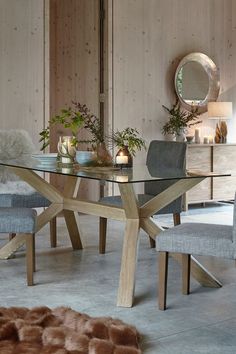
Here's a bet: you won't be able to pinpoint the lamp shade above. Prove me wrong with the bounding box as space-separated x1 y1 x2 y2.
208 102 232 119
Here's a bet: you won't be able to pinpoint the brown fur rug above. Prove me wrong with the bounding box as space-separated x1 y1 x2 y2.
0 306 141 354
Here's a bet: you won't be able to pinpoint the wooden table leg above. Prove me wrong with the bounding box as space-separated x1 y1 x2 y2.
63 176 83 250
117 218 140 307
117 183 140 307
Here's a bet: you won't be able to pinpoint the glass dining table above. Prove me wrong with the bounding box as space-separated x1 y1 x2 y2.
0 156 230 307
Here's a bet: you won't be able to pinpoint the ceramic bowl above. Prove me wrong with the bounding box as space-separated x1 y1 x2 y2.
186 135 194 143
76 151 96 166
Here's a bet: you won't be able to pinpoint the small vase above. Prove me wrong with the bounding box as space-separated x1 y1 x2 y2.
95 142 113 166
175 129 186 142
115 146 133 168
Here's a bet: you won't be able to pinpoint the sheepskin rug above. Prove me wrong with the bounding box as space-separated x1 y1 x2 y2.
0 306 142 354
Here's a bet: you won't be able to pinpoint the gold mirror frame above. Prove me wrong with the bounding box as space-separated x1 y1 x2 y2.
174 52 220 113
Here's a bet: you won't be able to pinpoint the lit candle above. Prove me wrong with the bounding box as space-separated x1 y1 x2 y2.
208 135 214 144
116 155 128 164
203 136 209 144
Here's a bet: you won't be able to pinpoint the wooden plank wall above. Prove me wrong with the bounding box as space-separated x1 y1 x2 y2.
109 0 236 170
0 0 46 149
50 0 100 200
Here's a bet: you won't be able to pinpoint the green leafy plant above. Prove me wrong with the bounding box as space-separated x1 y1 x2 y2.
72 101 104 146
162 100 201 136
111 127 146 156
39 105 85 150
39 102 105 151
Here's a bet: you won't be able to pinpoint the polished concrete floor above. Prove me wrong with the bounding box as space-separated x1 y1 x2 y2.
0 202 235 353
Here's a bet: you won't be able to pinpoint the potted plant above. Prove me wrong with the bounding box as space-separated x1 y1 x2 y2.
162 100 201 141
111 127 146 167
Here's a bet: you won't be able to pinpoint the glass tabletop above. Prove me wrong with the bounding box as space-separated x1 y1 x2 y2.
0 154 230 184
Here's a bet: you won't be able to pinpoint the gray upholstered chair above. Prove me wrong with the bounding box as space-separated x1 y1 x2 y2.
0 207 37 285
156 195 236 310
0 129 57 248
99 140 187 253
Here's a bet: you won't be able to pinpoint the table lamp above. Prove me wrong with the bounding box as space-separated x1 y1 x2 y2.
207 102 232 143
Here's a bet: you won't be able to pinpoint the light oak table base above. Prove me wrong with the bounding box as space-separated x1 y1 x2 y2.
0 167 222 307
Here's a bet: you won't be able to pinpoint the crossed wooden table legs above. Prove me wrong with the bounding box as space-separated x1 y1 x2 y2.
0 167 221 307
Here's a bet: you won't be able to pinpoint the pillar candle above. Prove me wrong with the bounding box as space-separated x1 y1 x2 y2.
208 135 214 144
195 128 200 144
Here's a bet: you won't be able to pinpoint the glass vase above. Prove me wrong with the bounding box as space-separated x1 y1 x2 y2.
57 136 76 165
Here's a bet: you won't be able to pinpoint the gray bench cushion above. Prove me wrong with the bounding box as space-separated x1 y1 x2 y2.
0 192 50 208
100 193 180 215
0 208 37 233
156 223 235 259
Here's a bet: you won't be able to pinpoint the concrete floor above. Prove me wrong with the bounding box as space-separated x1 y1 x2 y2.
0 202 235 353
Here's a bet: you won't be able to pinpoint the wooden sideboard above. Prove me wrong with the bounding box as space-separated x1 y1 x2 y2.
185 143 236 208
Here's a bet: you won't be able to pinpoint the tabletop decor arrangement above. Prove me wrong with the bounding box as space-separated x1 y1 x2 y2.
39 102 112 167
39 102 146 169
162 100 201 142
110 127 146 167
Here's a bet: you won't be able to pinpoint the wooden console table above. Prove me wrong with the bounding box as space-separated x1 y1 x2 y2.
185 143 236 208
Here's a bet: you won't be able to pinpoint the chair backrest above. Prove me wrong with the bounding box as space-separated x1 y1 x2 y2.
144 140 186 215
0 130 36 183
145 140 187 196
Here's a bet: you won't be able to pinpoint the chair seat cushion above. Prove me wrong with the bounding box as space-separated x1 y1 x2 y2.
156 223 235 259
0 192 50 208
0 208 37 233
100 194 180 214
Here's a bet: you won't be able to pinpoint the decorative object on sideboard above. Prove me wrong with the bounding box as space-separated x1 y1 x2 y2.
208 135 214 144
194 128 201 144
111 127 146 168
186 135 194 143
208 102 233 143
162 100 202 142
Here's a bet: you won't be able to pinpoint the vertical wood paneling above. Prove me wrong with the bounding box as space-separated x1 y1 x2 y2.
0 0 45 149
50 0 100 200
109 0 236 172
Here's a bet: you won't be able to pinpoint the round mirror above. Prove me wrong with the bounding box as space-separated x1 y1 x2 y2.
175 53 220 113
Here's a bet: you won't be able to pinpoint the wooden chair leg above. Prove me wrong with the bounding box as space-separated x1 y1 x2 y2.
25 233 34 286
32 234 36 272
99 217 107 254
9 233 16 241
158 251 169 310
149 236 156 248
50 217 57 248
173 212 181 226
182 254 191 295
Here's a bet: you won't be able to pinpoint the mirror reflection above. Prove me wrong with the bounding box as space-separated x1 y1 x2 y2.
174 53 220 113
176 62 209 105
